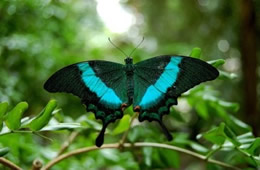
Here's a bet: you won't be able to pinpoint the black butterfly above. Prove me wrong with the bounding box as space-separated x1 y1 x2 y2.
44 45 219 147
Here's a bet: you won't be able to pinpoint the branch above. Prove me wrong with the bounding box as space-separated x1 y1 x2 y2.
56 131 79 156
0 157 22 170
42 142 241 170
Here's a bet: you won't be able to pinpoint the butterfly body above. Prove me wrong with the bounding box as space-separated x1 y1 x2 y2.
44 55 219 147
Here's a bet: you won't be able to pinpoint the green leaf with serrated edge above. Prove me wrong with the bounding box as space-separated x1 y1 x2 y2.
0 147 9 157
189 47 201 58
40 123 82 131
5 102 28 130
0 102 8 131
28 100 57 131
112 114 131 135
208 59 225 68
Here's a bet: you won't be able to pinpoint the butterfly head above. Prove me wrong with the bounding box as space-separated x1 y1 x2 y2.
124 57 133 64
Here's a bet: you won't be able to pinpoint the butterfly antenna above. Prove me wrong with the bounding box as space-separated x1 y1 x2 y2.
128 37 144 57
108 37 128 58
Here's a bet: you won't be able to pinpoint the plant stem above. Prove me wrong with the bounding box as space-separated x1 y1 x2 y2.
56 131 79 156
42 142 241 170
0 157 22 170
205 146 222 160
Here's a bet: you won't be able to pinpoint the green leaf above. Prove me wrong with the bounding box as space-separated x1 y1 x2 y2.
112 114 131 135
200 125 226 145
170 108 185 122
195 101 209 120
217 100 239 112
143 147 152 166
5 102 28 130
190 142 209 153
227 115 252 134
219 70 237 80
0 102 9 131
246 138 260 155
208 59 225 68
0 147 9 157
199 123 239 146
189 47 201 58
40 123 82 131
159 149 180 168
28 100 57 131
0 102 8 119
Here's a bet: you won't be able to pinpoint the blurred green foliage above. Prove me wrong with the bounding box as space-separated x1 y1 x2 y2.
0 0 259 169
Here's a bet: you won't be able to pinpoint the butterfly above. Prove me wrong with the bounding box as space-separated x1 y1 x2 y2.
44 44 219 147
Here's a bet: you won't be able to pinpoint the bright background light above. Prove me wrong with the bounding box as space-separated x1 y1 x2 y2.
96 0 135 33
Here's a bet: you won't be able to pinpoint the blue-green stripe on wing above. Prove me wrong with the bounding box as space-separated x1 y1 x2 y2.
136 57 182 109
77 63 123 109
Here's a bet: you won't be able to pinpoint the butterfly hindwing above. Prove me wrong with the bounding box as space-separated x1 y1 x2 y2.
44 60 128 147
134 55 219 139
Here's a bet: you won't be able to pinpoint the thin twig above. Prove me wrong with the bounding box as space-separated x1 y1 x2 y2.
56 131 79 156
42 142 241 170
0 157 22 170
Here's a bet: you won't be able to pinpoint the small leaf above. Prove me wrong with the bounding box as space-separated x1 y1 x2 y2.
40 123 82 131
227 115 252 134
28 100 57 131
195 101 209 120
201 123 226 145
0 147 9 157
5 102 28 130
170 109 185 122
219 70 237 80
189 47 201 58
200 123 240 146
208 59 225 68
0 102 9 131
218 100 240 112
0 102 8 118
237 132 254 140
246 138 260 155
190 142 209 153
112 114 131 135
159 149 180 168
143 147 152 166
